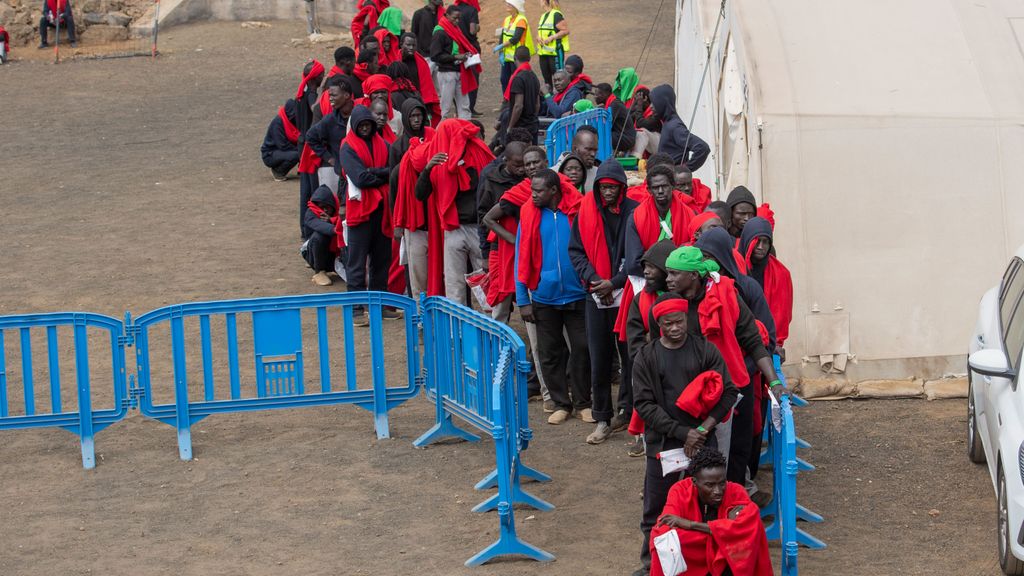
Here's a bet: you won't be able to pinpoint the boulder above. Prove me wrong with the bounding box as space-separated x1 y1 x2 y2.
105 11 130 26
0 2 14 23
79 0 104 12
80 23 127 43
83 11 107 24
924 377 968 400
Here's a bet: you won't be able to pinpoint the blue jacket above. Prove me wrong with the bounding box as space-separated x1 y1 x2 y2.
515 207 587 307
542 85 584 118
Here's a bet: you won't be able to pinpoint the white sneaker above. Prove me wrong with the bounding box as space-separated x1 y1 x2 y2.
586 422 612 445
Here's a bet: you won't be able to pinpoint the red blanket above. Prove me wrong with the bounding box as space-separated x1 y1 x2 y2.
373 28 401 67
650 480 773 576
296 60 325 100
680 177 712 213
517 184 583 290
411 52 440 105
396 120 494 295
553 73 593 104
675 370 727 421
699 275 748 387
487 173 581 306
340 129 392 237
575 192 622 280
307 199 345 253
633 191 695 249
744 247 793 348
350 0 389 44
438 17 481 95
278 106 300 144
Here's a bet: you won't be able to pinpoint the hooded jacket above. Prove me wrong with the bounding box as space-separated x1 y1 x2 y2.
306 105 352 175
478 162 525 258
618 239 676 355
695 227 776 352
651 84 711 172
304 185 340 238
339 106 392 233
261 99 301 164
726 186 757 237
569 161 639 292
740 217 793 347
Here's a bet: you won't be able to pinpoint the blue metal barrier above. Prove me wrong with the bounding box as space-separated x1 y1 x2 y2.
544 108 613 167
132 292 421 460
413 295 554 566
761 356 826 576
0 312 130 469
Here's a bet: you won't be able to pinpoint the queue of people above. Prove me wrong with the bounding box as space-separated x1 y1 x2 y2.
259 3 791 572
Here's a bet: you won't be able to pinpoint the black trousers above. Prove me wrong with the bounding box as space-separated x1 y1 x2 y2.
304 231 334 273
538 50 564 88
533 299 590 412
40 5 75 44
748 390 769 480
640 435 718 570
344 206 391 293
585 300 630 423
727 382 755 485
263 149 300 174
299 171 319 239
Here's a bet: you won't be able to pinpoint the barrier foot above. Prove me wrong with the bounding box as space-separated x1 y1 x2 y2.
796 457 815 472
796 527 827 549
519 461 552 483
475 469 498 490
472 484 554 513
758 448 770 467
374 412 391 440
465 534 555 566
796 436 812 449
80 436 96 470
413 418 480 448
763 519 779 541
177 428 193 461
796 503 824 523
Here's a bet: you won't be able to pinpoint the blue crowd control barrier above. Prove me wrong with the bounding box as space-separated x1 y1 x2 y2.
0 312 130 469
413 295 554 566
544 108 613 167
133 292 421 460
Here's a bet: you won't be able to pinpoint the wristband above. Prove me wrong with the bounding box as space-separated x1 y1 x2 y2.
769 379 782 388
696 425 708 435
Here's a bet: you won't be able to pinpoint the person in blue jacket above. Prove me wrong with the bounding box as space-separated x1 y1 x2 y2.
541 70 584 118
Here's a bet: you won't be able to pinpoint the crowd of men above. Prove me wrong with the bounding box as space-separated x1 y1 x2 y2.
258 1 791 573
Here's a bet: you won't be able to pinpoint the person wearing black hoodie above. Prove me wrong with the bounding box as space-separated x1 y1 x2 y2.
261 99 302 181
650 84 710 171
339 106 395 324
725 185 757 239
694 226 778 489
477 141 528 265
569 161 639 444
303 185 341 286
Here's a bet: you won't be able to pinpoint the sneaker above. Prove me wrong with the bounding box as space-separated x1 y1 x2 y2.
311 271 332 286
38 42 49 49
527 387 542 401
471 109 484 118
547 409 570 425
272 168 289 182
627 435 646 457
609 410 630 432
576 408 596 423
586 422 612 445
352 311 370 327
70 42 77 48
542 400 556 413
381 307 403 320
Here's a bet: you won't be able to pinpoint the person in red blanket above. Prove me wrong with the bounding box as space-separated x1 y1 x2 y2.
431 6 480 120
360 73 403 141
399 32 442 127
339 105 399 325
688 211 724 243
398 118 494 304
725 186 757 239
0 26 9 64
630 86 663 158
302 185 344 286
631 293 738 576
38 0 75 48
296 60 326 239
625 165 696 275
673 164 713 214
569 161 640 443
373 27 401 67
650 447 773 576
739 216 792 354
351 0 389 45
261 99 301 181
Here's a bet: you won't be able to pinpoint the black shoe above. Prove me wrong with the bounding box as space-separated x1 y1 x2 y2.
471 109 483 118
272 168 289 181
609 410 630 433
381 307 404 320
38 42 49 49
70 42 77 48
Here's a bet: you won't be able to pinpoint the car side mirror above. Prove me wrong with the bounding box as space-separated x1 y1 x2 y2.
969 349 1017 379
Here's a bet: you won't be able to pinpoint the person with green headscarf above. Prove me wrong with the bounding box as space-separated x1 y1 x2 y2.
612 67 640 103
376 6 403 37
572 98 594 114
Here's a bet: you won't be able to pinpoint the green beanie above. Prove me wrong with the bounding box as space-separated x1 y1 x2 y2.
666 246 720 277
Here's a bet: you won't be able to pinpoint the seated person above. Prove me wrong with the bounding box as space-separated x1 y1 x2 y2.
630 86 662 158
541 70 583 118
302 185 343 286
261 99 302 181
594 82 636 156
649 447 773 576
38 0 76 48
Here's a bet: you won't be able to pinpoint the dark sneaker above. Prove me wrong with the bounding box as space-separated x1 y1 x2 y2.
381 307 403 320
38 43 49 49
352 311 370 327
609 410 630 432
627 435 646 457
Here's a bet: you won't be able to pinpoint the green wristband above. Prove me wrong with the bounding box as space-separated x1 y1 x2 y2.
696 425 708 434
769 380 782 388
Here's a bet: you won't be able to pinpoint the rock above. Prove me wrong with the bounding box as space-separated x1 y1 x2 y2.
924 377 968 400
80 23 127 43
0 2 14 23
79 0 104 12
795 378 856 399
83 11 107 24
855 378 923 399
928 509 941 517
240 21 270 29
105 11 130 26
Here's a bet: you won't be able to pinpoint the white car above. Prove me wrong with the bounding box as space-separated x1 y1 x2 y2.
968 243 1024 574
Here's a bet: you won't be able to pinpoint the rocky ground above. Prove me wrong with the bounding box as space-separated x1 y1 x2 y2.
1 0 152 47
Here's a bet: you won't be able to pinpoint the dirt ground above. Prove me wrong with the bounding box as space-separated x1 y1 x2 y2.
0 4 1004 576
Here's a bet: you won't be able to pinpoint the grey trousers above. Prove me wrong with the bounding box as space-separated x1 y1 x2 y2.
437 71 471 120
492 295 551 402
404 229 429 298
444 224 482 307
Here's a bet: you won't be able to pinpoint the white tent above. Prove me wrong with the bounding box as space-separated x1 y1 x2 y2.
675 0 1024 382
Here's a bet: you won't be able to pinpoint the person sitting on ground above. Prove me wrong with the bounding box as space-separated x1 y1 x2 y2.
562 54 593 96
494 46 541 147
554 125 600 192
303 185 344 286
673 163 712 213
612 67 640 106
649 447 773 576
650 84 710 171
594 82 636 156
725 186 757 239
38 0 75 48
739 216 793 353
541 70 583 118
631 292 738 576
261 99 302 182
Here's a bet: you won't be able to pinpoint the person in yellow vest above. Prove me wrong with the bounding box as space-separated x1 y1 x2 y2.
536 0 570 88
495 0 535 95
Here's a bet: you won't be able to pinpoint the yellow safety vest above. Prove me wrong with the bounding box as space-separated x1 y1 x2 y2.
501 14 535 60
536 9 568 56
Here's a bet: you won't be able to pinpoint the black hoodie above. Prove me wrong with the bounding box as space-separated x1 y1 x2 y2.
568 161 639 292
261 99 300 164
304 185 338 237
338 106 391 206
726 186 757 237
625 239 676 357
650 84 710 172
738 216 773 287
477 162 524 258
694 227 776 352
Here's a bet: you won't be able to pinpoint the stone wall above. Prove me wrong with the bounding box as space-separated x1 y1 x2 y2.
1 0 153 45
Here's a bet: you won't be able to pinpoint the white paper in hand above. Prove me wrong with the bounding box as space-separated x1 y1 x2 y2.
653 529 688 576
658 448 690 477
346 175 362 201
592 288 624 309
465 53 482 67
767 388 782 433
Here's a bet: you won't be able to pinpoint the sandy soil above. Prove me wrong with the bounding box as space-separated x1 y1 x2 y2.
0 5 1004 576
